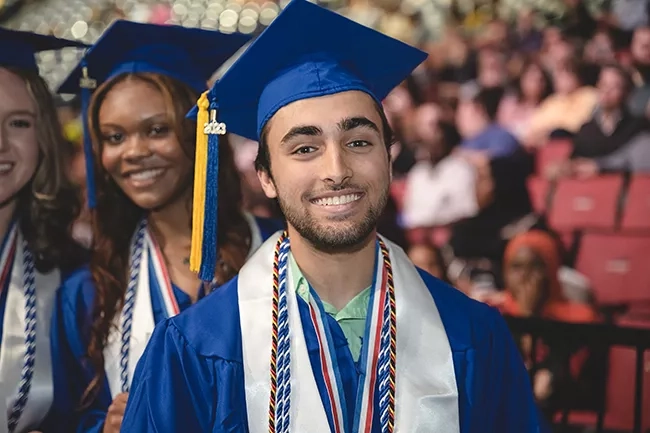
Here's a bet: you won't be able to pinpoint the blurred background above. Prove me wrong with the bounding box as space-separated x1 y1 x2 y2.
3 0 650 431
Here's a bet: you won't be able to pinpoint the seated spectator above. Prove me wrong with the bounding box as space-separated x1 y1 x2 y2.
541 36 575 75
524 59 598 148
512 9 543 54
447 146 535 287
408 241 448 282
571 64 646 159
498 231 596 319
549 65 650 178
474 44 509 88
498 58 552 139
402 111 478 228
583 30 617 66
630 26 650 87
436 26 475 85
456 85 521 158
490 230 601 416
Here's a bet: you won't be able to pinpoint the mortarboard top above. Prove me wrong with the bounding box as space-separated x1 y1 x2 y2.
57 20 251 95
54 20 250 214
188 0 428 141
0 27 87 73
186 0 427 282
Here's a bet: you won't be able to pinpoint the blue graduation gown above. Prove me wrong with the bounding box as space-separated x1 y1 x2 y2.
121 269 550 433
47 217 283 433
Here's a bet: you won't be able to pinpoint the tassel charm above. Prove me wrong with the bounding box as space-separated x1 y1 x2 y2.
204 109 227 135
190 89 224 282
79 66 97 89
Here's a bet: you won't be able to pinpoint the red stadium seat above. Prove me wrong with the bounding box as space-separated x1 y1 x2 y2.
603 317 650 432
548 175 624 232
527 176 551 214
575 233 650 305
621 175 650 232
536 139 572 175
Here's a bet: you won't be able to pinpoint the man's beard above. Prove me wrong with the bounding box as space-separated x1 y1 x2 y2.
276 184 389 253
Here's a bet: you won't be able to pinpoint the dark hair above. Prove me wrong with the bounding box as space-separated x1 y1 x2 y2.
254 98 395 174
556 58 587 85
514 58 553 103
471 86 506 121
8 67 86 273
82 72 250 406
599 63 635 94
438 120 461 151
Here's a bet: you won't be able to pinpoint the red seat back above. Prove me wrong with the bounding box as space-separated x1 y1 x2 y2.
576 233 650 305
536 139 573 175
604 317 650 431
621 175 650 232
548 176 624 232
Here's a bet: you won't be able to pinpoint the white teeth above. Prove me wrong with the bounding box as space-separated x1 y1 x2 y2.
314 193 361 206
129 168 164 181
0 163 14 174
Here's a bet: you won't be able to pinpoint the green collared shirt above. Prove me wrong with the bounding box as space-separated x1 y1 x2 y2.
290 254 370 361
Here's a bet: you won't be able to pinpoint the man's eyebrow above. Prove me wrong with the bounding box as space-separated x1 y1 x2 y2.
337 116 379 133
280 125 323 145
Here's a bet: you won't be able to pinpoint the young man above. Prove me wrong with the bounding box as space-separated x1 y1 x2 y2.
121 1 546 432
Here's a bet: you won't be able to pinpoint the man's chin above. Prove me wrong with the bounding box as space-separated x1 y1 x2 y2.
301 225 376 253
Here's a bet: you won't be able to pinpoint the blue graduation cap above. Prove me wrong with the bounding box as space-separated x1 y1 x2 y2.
0 27 87 72
56 20 250 211
187 0 427 281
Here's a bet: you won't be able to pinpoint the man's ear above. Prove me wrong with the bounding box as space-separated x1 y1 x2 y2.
257 168 278 199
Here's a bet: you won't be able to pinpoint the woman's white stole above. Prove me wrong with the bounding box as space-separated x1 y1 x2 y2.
0 231 59 432
104 212 264 398
238 233 461 432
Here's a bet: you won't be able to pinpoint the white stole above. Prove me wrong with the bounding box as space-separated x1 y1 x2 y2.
104 212 264 398
0 231 59 433
238 232 461 433
104 229 171 399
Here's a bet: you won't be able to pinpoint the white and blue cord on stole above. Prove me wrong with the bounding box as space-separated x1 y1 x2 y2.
376 287 392 433
7 240 37 433
119 219 148 393
275 237 292 433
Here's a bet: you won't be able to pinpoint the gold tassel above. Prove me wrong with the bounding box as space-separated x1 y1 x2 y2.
190 91 210 273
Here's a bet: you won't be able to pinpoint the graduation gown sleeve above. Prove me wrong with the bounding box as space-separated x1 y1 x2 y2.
419 269 549 433
121 279 248 433
486 309 548 432
47 267 112 433
121 321 215 432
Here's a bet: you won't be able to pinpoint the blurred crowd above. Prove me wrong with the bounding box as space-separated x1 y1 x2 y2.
3 0 650 427
369 0 650 422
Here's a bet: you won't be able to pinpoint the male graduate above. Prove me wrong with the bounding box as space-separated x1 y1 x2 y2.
121 1 547 432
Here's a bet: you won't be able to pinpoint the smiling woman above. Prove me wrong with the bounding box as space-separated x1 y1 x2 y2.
48 21 283 433
0 28 87 433
0 67 85 272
